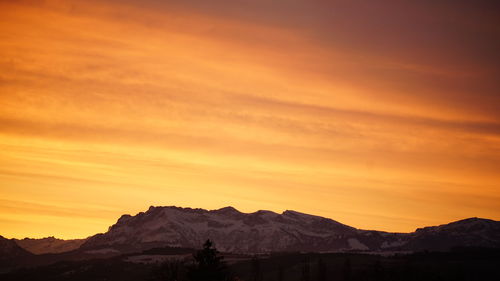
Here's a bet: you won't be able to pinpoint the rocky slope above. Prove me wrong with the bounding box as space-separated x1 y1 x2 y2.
3 206 498 258
82 206 364 253
80 206 500 254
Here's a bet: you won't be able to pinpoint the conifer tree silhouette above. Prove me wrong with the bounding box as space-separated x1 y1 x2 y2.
151 259 183 281
187 239 231 281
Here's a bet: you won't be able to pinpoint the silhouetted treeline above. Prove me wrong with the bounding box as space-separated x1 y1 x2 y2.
230 250 500 281
1 245 499 281
150 239 234 281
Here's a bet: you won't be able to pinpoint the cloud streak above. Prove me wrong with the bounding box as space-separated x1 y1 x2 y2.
0 0 499 237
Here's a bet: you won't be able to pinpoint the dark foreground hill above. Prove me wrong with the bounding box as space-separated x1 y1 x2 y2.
1 247 499 281
0 235 34 272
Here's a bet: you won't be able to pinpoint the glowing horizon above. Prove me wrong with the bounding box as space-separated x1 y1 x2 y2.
1 0 499 239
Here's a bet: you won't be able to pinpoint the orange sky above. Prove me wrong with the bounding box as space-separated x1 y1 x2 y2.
1 0 499 239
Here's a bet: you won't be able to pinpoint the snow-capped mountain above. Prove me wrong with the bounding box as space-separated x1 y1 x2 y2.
80 206 500 254
1 205 499 271
81 206 363 253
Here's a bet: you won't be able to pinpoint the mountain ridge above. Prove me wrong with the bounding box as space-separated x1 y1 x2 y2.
79 205 500 254
3 206 499 256
13 237 87 255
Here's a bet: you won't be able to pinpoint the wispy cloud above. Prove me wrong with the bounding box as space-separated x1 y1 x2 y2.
1 0 499 237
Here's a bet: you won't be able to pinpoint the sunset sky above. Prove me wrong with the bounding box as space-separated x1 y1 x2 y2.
1 0 499 239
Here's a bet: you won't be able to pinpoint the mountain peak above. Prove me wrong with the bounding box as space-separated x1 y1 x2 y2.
282 210 324 219
454 217 489 223
414 217 500 236
117 214 132 224
283 209 307 216
81 205 360 253
252 209 278 216
213 206 240 214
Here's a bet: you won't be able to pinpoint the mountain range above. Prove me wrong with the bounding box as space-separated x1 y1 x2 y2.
2 206 499 268
79 206 500 254
13 237 86 255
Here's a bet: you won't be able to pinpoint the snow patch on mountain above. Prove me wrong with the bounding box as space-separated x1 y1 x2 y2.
380 240 406 249
347 238 369 250
84 248 120 255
